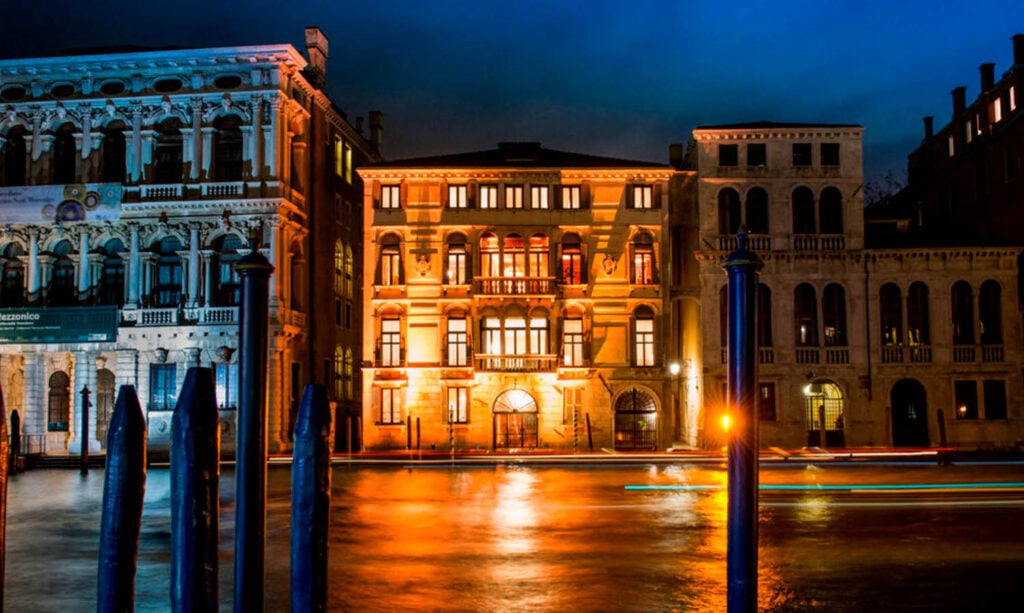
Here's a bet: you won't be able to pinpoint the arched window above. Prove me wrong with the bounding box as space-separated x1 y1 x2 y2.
503 234 526 277
633 305 655 367
213 115 243 181
333 346 345 400
758 284 773 347
101 123 127 182
48 371 70 431
334 240 345 298
53 124 77 184
819 187 843 234
822 283 847 346
152 236 183 307
528 234 549 278
979 280 1002 345
480 232 499 277
560 232 585 285
907 282 930 345
1 127 27 186
343 349 354 400
99 239 125 307
794 283 818 346
631 232 656 285
344 244 354 296
1 243 26 307
96 368 116 444
718 188 741 234
153 118 183 183
48 240 76 306
211 234 243 306
745 187 769 234
951 281 974 345
880 283 903 346
377 234 402 286
445 233 469 285
791 187 816 234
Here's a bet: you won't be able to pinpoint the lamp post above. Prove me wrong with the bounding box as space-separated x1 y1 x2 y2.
668 361 681 445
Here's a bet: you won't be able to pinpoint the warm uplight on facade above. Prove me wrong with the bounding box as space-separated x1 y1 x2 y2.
721 414 731 432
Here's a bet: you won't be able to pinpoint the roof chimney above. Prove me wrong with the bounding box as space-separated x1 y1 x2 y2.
304 27 328 89
669 143 683 170
1014 33 1024 66
368 111 384 156
923 116 934 140
979 63 995 92
952 86 967 117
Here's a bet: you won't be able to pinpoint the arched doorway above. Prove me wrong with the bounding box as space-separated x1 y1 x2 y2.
891 379 929 447
614 388 658 451
95 369 116 447
493 389 538 449
48 371 71 432
804 380 845 448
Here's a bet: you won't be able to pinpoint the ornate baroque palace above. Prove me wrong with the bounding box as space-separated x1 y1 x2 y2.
0 28 380 456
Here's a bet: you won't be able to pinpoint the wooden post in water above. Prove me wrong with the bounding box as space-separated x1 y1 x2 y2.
290 384 333 613
97 385 147 613
80 386 91 474
171 367 221 612
0 383 9 613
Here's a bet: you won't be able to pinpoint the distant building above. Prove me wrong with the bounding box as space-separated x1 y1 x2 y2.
358 143 683 451
0 28 381 456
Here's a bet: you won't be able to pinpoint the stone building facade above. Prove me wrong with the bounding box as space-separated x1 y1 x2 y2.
0 28 380 456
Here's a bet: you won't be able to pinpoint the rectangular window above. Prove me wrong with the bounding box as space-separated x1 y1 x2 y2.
821 143 840 166
529 317 548 355
1010 85 1017 111
562 318 584 366
965 120 973 144
381 248 401 286
345 303 352 329
447 318 468 366
562 185 581 209
948 135 955 157
954 380 978 420
480 185 498 209
381 319 402 366
635 319 655 367
448 185 468 209
792 143 812 166
215 363 238 409
484 318 502 355
334 351 345 400
633 185 653 209
344 144 353 184
447 386 469 424
149 364 177 411
563 387 583 424
994 97 1003 123
334 137 343 176
984 380 1007 420
505 185 524 209
380 388 402 424
446 245 467 285
719 144 738 166
530 185 549 209
758 382 776 421
747 144 767 167
633 247 654 285
381 185 400 209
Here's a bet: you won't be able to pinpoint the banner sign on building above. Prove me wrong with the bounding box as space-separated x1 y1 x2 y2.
0 307 119 344
0 183 122 224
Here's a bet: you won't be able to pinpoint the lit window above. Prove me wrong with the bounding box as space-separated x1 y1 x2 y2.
381 185 400 209
1010 86 1017 110
634 307 655 367
954 380 978 420
530 185 549 209
994 98 1003 123
480 185 498 209
633 185 653 209
448 185 467 209
380 387 402 424
379 236 402 286
529 317 549 354
965 120 973 143
505 185 524 209
215 363 239 409
334 137 343 176
948 135 955 157
380 318 402 366
560 234 584 284
344 144 352 184
562 318 584 366
446 238 467 285
562 186 581 209
149 364 177 411
447 387 469 424
631 233 656 285
447 317 468 366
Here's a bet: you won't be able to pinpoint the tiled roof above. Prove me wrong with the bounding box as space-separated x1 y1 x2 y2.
367 142 669 169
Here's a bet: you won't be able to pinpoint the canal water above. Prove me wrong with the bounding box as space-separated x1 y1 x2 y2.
5 462 1024 611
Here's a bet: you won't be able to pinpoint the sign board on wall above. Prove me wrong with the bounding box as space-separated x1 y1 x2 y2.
0 183 122 224
0 307 119 344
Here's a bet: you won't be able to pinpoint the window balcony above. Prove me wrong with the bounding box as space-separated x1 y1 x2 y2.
473 277 556 296
882 345 933 364
792 234 846 251
795 348 820 364
982 345 1005 362
474 354 558 372
953 346 976 363
716 234 771 252
825 348 850 365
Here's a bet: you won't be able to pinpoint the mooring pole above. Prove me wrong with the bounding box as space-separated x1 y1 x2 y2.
97 385 147 613
723 231 762 613
171 367 221 613
0 383 9 613
233 229 273 613
80 385 91 475
291 384 333 613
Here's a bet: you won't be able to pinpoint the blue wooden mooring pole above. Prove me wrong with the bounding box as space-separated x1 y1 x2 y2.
97 385 147 613
171 367 220 613
0 383 9 613
233 234 274 613
290 384 333 613
723 232 762 613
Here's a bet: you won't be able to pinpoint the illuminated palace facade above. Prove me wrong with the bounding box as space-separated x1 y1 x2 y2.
694 123 1023 450
0 28 380 456
359 143 685 451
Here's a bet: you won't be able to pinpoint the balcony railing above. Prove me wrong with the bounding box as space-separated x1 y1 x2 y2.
825 348 850 365
982 345 1005 362
474 354 558 372
717 234 771 252
473 277 556 296
183 306 239 325
882 345 933 364
953 346 976 363
795 348 820 364
138 307 178 326
793 234 846 251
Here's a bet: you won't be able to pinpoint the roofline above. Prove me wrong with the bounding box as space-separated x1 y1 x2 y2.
0 44 306 72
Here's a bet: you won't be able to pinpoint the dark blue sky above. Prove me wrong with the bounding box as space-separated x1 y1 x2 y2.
1 1 1021 182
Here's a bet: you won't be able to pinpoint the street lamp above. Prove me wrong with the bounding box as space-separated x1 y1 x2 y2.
668 361 681 445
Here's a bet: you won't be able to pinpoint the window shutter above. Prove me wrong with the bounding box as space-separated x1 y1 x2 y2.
581 181 591 210
552 184 562 209
625 183 634 209
652 182 662 209
399 182 408 209
468 179 478 209
372 180 381 209
440 178 448 208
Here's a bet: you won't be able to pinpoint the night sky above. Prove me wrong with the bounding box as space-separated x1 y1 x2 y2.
1 1 1021 183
